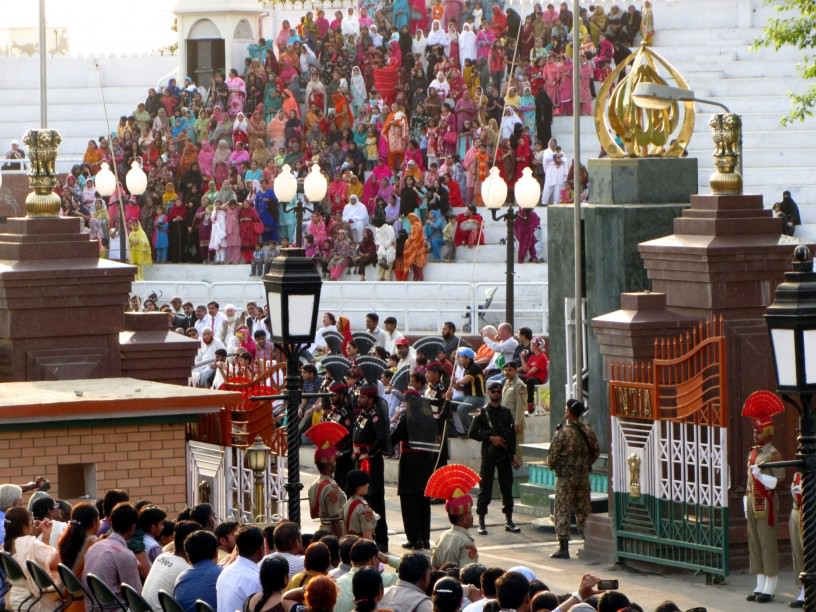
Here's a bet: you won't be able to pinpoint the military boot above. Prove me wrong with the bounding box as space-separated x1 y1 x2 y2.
504 514 521 533
550 538 570 559
478 514 488 535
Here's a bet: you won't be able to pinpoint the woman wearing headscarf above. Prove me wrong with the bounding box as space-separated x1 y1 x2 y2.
194 196 212 263
392 0 410 32
426 20 448 53
352 227 378 280
402 212 427 281
226 69 246 116
458 23 477 70
381 108 410 170
454 203 485 247
308 210 328 247
239 199 262 263
412 29 428 69
225 200 242 263
328 229 355 281
212 139 231 179
409 0 428 34
276 20 295 52
267 109 287 151
437 104 457 157
198 141 215 178
424 208 446 261
166 198 187 262
350 67 368 117
306 71 327 114
128 219 153 280
475 22 495 63
399 175 423 218
519 85 537 134
454 89 477 134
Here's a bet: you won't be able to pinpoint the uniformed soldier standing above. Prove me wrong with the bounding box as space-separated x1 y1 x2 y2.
501 361 528 466
392 388 438 550
790 471 805 608
468 380 520 535
328 382 355 491
305 422 348 537
352 383 391 551
547 399 600 559
426 464 481 569
342 469 378 539
744 414 785 603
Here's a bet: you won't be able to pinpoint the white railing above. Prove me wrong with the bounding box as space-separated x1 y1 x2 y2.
132 279 549 334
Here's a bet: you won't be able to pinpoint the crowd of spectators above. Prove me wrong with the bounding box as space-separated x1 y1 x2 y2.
35 1 653 281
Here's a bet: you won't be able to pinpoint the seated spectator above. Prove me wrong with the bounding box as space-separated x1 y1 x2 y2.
5 506 59 612
245 556 292 612
175 529 222 612
290 541 332 588
141 520 201 610
263 520 305 577
216 525 264 612
83 502 142 599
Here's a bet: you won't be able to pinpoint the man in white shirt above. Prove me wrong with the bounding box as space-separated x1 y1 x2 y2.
382 316 405 355
395 338 417 372
216 526 264 612
260 521 305 578
342 195 370 243
365 313 387 350
481 323 519 374
193 329 226 385
193 305 209 339
218 304 241 345
141 521 200 610
203 301 228 338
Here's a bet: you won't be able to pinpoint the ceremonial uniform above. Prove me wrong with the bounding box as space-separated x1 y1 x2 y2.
308 475 346 536
431 525 478 568
746 441 784 578
343 494 378 536
392 390 438 548
329 390 355 491
353 388 391 550
547 415 600 541
468 399 517 525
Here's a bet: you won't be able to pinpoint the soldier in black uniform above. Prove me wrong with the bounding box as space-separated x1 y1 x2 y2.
468 380 520 535
352 383 391 551
328 382 355 491
392 386 438 550
425 363 451 468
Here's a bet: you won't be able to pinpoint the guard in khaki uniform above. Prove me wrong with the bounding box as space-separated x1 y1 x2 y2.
305 422 348 537
343 469 379 539
426 464 481 569
743 391 786 604
789 471 805 607
501 361 528 465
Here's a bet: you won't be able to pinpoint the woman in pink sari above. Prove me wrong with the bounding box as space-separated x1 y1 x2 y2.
371 158 393 183
475 23 495 62
225 200 241 263
276 20 294 53
278 47 300 85
267 109 286 150
557 56 573 116
226 69 246 116
544 55 561 113
308 211 328 246
327 174 348 216
455 89 476 131
198 141 215 178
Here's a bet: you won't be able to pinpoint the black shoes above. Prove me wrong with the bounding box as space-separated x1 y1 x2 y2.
756 594 773 603
504 520 521 533
478 515 487 535
550 539 570 559
747 592 774 603
789 600 804 608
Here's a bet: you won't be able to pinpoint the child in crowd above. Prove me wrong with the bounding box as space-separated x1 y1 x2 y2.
262 239 279 274
250 239 265 276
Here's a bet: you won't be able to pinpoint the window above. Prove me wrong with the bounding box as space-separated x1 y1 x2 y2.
58 463 96 499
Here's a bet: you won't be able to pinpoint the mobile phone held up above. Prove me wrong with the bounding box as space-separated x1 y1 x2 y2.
597 579 619 591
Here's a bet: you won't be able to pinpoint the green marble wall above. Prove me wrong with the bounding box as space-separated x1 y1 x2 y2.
546 157 697 449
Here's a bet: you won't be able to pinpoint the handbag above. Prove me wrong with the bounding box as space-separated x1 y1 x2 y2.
253 221 265 235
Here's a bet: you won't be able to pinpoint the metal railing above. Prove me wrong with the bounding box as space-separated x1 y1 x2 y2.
132 279 549 334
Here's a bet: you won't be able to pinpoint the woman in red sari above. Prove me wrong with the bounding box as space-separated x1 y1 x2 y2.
327 173 348 216
454 204 485 247
513 129 533 184
239 200 261 263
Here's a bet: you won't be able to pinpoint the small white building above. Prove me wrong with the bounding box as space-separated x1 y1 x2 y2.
174 0 265 87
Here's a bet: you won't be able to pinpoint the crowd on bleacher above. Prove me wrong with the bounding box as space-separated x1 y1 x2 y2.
44 1 653 281
0 482 695 612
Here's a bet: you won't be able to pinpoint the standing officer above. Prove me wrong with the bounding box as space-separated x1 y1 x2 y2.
392 387 438 550
352 383 391 551
500 361 528 466
328 382 355 491
468 380 520 535
305 422 348 537
547 399 600 559
744 411 784 603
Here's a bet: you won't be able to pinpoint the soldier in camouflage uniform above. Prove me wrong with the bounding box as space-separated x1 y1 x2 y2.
547 399 600 559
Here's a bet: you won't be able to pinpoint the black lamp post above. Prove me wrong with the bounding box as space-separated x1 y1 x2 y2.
763 244 816 607
482 166 541 329
261 247 323 525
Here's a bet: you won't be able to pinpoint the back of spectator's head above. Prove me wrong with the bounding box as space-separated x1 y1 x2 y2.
174 520 202 557
110 502 139 536
654 602 682 612
273 520 301 552
483 601 502 612
496 571 530 611
235 525 265 559
460 563 486 588
260 556 290 594
352 567 383 612
481 567 505 597
319 534 340 566
598 591 630 612
398 552 430 584
518 327 533 341
30 495 57 521
528 580 548 599
384 316 397 326
184 529 218 564
215 520 239 543
338 534 360 566
103 489 130 518
302 364 318 376
0 485 23 512
304 575 338 612
177 507 192 521
433 577 464 612
138 506 167 532
350 538 379 566
531 591 559 611
190 503 215 530
304 541 332 573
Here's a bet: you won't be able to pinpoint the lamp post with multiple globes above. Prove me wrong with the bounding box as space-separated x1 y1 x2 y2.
273 163 328 246
94 160 147 263
481 166 542 329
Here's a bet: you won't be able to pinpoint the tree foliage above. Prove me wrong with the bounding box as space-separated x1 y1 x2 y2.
755 0 816 125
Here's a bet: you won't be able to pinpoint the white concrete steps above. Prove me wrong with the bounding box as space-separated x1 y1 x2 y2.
0 86 148 106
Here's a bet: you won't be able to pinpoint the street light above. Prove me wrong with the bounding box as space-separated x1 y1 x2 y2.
763 244 816 608
125 159 147 198
273 163 327 246
263 247 323 524
632 82 742 179
245 435 271 522
481 166 541 327
95 162 129 263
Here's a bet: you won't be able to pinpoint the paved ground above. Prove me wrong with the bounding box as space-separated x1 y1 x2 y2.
297 465 802 612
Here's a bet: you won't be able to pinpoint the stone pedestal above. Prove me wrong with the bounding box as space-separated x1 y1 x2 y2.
0 217 135 381
547 158 695 448
120 313 200 386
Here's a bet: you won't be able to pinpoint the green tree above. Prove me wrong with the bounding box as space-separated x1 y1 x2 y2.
755 0 816 125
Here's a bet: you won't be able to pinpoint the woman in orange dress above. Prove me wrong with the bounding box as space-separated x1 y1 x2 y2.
402 212 428 281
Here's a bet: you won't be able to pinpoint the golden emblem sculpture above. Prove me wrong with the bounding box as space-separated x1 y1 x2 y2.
627 453 641 498
594 44 694 158
708 113 743 194
22 128 62 217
